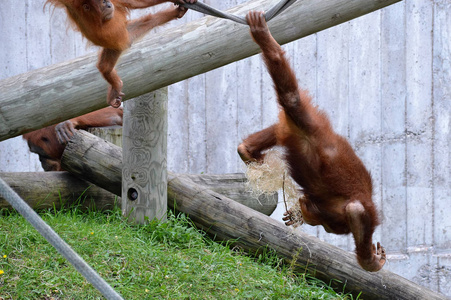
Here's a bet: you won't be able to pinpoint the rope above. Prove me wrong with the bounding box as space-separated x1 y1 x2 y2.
0 177 124 300
181 0 298 25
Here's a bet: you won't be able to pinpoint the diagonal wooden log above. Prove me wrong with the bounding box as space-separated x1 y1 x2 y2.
60 130 447 300
0 0 401 141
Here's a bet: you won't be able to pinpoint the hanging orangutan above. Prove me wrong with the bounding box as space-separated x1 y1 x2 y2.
238 11 386 272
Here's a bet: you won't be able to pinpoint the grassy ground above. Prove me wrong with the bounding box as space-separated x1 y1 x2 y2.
0 204 355 300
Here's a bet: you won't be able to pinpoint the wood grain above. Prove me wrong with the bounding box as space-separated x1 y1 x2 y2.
122 90 168 223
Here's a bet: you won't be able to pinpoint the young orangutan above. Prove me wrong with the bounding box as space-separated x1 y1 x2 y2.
23 107 123 171
46 0 195 107
238 11 386 272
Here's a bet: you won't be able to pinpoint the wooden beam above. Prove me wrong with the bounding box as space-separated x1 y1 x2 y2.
0 0 401 141
60 130 447 300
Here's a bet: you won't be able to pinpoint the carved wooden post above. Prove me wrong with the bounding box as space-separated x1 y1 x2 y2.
122 89 168 224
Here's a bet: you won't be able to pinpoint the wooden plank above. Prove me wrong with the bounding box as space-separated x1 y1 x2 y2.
88 127 123 147
167 1 208 174
0 0 402 141
433 0 451 254
380 2 407 254
122 90 168 224
181 0 208 174
436 256 451 296
205 66 239 173
46 1 91 63
383 0 437 288
204 0 239 173
186 2 208 174
431 4 451 287
0 172 118 211
316 24 348 134
406 0 434 250
0 0 27 80
0 1 32 173
237 55 263 169
186 74 207 173
168 81 189 173
236 0 264 168
27 0 52 71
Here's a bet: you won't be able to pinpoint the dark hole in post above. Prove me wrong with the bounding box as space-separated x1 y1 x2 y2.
128 188 138 201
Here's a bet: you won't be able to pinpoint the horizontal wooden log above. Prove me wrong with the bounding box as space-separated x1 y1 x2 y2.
0 172 119 211
61 130 277 215
0 0 401 141
60 130 447 300
63 130 123 195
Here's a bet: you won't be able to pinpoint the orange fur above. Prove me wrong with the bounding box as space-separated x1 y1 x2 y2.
238 11 386 272
23 107 123 171
46 0 192 107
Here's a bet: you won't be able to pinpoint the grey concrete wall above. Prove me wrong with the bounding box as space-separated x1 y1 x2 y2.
0 0 450 296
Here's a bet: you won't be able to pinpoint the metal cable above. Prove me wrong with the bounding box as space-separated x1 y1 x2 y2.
0 177 124 300
182 0 298 25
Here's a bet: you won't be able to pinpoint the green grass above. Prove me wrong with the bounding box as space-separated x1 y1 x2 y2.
0 204 353 299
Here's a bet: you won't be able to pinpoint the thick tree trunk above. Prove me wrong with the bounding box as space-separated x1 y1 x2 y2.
0 0 401 141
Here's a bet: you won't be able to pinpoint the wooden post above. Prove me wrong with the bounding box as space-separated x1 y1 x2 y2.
122 89 168 224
